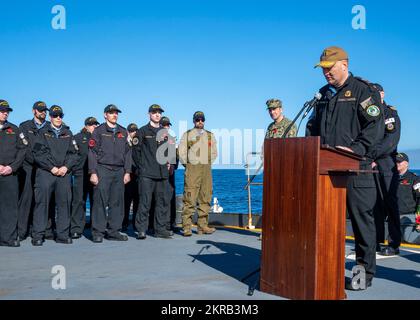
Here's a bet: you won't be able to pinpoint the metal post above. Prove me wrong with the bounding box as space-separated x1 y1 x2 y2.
245 152 261 230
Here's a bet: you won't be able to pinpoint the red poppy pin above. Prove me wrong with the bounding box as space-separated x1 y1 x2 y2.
272 128 278 134
117 132 124 139
6 128 14 134
88 139 96 148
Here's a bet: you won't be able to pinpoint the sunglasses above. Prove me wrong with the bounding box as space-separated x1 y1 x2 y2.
51 114 64 119
195 118 205 123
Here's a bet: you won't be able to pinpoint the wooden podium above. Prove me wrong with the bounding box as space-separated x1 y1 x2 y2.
260 136 362 300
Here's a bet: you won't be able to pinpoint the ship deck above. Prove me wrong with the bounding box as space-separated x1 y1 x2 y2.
1 226 419 300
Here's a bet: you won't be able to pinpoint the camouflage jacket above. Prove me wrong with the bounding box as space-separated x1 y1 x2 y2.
265 117 297 139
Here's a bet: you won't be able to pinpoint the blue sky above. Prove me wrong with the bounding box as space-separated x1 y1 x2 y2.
2 0 419 163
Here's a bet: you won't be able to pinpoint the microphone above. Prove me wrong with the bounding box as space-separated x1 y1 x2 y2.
303 92 322 118
279 92 322 138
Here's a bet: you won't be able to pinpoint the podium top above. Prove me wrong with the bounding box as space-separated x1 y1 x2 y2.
320 144 365 161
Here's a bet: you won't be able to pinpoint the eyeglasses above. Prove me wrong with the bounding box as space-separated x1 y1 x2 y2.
51 114 64 119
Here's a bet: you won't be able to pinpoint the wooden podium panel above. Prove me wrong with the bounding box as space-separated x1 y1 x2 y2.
260 137 360 300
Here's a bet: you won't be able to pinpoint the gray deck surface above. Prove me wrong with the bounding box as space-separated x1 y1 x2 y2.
1 227 419 300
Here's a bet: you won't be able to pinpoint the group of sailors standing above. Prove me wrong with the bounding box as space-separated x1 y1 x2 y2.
0 100 217 247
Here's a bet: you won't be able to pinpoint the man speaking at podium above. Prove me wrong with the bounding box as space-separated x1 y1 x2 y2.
306 46 384 290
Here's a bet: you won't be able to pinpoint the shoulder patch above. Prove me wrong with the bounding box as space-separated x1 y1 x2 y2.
19 132 29 145
386 123 395 131
360 97 375 110
385 118 395 125
366 105 380 117
72 139 79 151
132 137 139 146
414 183 420 191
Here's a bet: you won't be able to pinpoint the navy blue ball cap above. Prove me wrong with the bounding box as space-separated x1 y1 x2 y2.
396 152 409 163
49 105 64 117
149 104 164 113
33 101 48 112
0 99 12 112
85 117 100 126
193 111 205 122
104 104 122 113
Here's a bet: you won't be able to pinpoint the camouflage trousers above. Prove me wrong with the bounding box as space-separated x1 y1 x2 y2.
182 164 212 230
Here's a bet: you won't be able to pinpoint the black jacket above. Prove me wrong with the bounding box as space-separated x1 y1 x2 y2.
19 119 50 166
397 171 420 214
0 121 27 173
132 123 169 180
33 124 79 172
73 129 91 173
306 74 384 161
88 123 132 174
371 103 401 174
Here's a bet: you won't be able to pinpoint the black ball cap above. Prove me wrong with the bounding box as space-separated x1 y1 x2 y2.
149 104 164 113
33 101 48 112
127 123 138 132
85 117 100 126
193 111 205 122
49 105 64 117
0 99 13 112
372 83 384 92
104 104 122 113
396 152 409 163
160 116 172 126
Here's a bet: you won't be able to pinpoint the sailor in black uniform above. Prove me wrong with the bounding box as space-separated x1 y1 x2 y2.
31 105 79 246
18 101 50 240
395 153 420 246
70 117 99 239
0 100 27 247
369 84 402 255
88 104 132 243
306 47 384 290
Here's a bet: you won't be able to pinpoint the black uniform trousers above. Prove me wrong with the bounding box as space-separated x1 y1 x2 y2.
17 164 35 238
347 170 377 280
0 174 19 245
18 165 56 239
167 173 176 230
70 169 93 234
374 171 400 248
32 170 72 241
135 176 170 234
123 175 139 228
91 165 124 238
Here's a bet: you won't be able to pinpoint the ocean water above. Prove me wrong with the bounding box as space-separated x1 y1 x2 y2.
175 169 263 214
174 169 420 214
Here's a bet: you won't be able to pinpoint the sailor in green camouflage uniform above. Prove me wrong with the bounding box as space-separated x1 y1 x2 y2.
265 99 297 139
259 99 297 241
179 111 218 237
